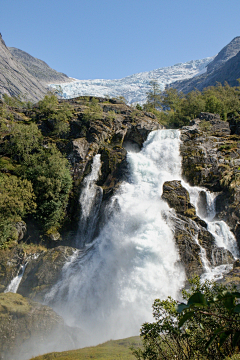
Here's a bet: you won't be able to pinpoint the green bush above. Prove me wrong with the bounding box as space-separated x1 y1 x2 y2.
133 277 240 360
144 82 240 128
24 144 72 230
37 93 72 137
0 174 36 245
3 120 72 233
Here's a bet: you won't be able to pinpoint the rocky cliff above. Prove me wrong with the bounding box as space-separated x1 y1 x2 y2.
180 112 240 244
0 292 82 360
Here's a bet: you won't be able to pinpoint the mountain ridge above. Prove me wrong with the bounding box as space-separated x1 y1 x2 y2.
0 33 47 101
8 47 69 85
169 36 240 93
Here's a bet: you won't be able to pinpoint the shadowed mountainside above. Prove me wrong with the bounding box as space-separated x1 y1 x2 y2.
9 47 69 85
0 33 47 102
169 37 240 93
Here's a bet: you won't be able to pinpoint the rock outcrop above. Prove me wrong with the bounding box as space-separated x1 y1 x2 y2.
180 112 240 243
57 98 162 220
162 180 234 277
18 246 76 302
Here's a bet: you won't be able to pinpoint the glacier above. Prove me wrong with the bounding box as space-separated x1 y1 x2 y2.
49 57 214 104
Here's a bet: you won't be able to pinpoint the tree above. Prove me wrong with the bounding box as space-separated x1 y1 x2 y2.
146 80 163 110
133 277 240 360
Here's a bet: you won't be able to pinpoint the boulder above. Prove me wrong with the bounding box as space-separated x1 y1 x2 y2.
18 246 76 302
162 180 206 227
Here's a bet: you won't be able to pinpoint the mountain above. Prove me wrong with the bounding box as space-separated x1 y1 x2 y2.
8 47 69 85
50 57 214 104
169 37 240 93
0 33 47 102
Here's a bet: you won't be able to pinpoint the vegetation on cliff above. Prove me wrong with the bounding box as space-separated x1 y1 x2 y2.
0 93 73 246
0 93 160 247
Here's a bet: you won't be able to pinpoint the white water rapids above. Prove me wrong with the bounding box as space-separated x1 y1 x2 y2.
44 129 238 346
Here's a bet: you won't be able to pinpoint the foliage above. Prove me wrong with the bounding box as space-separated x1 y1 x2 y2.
133 277 240 360
37 93 72 137
24 145 72 230
6 122 42 164
0 174 36 245
2 119 72 234
83 97 103 121
136 103 143 111
145 80 162 110
106 110 117 121
144 82 240 128
2 93 33 108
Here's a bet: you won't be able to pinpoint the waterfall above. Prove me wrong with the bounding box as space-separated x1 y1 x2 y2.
45 128 238 346
183 181 238 280
76 154 102 247
45 129 186 345
4 263 27 294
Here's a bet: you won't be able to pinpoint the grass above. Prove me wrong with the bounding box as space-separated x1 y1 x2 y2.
30 336 141 360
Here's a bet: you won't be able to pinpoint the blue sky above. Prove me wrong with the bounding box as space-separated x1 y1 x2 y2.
1 0 240 80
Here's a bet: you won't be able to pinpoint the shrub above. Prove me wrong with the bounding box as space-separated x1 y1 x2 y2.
133 277 240 360
0 174 36 245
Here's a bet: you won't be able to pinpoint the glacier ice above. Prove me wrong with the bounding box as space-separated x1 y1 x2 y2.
49 57 215 104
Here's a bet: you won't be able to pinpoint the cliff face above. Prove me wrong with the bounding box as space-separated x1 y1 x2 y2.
0 34 47 102
180 112 240 244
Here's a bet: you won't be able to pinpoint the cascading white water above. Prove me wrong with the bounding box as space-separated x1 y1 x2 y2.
183 180 238 280
45 129 186 345
76 154 103 247
4 263 27 293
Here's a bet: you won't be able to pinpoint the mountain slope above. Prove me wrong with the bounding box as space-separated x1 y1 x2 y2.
50 57 214 104
169 37 240 93
9 47 69 85
0 33 47 102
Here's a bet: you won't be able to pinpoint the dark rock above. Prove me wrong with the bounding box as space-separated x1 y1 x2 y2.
198 112 221 122
18 246 75 302
162 180 207 227
162 180 235 277
180 115 240 246
162 180 196 216
169 213 203 276
233 259 240 268
14 221 27 241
